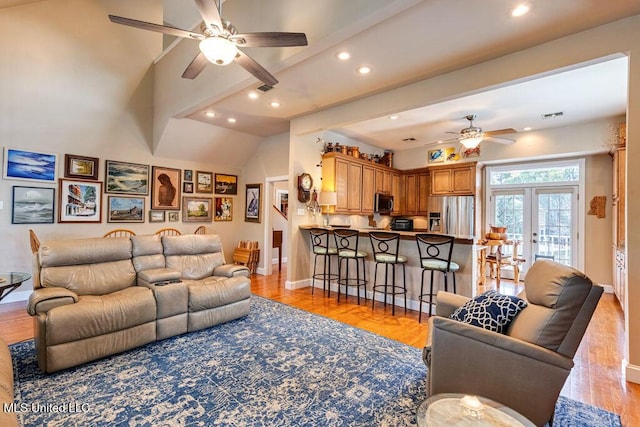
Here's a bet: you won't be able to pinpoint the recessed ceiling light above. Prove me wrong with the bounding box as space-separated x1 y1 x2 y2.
402 137 416 142
248 91 259 100
204 111 216 118
523 127 532 131
227 118 236 123
357 65 371 75
512 4 530 17
270 101 281 108
389 115 399 120
337 51 350 61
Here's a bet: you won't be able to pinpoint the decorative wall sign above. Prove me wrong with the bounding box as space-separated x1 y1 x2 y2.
3 147 57 183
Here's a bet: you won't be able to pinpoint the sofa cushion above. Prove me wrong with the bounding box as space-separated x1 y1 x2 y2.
131 235 165 272
450 290 527 334
40 260 136 296
45 286 156 345
185 276 251 311
163 234 226 279
40 237 132 267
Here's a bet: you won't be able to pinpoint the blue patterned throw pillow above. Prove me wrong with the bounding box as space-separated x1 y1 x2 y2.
450 290 528 333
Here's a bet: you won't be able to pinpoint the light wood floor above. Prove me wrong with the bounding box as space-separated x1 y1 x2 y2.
1 267 638 425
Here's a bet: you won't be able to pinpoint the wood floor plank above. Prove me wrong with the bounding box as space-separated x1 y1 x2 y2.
1 267 638 425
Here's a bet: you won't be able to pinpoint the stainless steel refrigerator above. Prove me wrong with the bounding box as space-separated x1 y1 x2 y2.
427 196 475 238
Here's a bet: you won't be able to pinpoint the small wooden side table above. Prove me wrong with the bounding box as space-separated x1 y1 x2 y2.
0 272 31 302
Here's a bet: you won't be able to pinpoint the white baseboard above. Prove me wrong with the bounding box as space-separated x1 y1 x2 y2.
0 290 31 304
624 360 640 384
599 283 614 294
272 257 288 265
286 279 310 290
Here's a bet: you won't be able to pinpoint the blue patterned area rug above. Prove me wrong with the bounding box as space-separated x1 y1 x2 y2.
10 297 620 426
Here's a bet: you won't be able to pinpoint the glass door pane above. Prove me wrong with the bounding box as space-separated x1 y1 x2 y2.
533 188 577 266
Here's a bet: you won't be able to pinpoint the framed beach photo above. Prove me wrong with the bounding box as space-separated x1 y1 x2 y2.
183 196 213 222
64 154 99 180
107 196 145 223
149 211 166 223
214 197 233 221
105 160 149 195
151 166 181 210
214 173 237 195
58 179 103 223
3 147 57 183
245 184 262 223
12 186 55 224
196 171 213 193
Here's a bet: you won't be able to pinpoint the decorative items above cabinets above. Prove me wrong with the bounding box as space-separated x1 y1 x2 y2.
297 173 313 202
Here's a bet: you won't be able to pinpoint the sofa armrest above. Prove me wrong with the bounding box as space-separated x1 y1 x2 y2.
434 291 470 317
137 268 181 286
213 263 250 278
429 316 573 426
27 287 78 316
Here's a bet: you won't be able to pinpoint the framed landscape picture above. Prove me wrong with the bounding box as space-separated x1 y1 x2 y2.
214 173 237 195
149 211 166 223
151 166 181 210
107 196 144 223
245 184 262 223
196 171 213 193
3 147 57 183
214 197 233 221
12 186 55 224
64 154 99 180
183 196 213 222
58 179 103 223
105 160 149 195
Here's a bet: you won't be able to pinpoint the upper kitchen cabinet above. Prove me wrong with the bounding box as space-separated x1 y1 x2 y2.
429 163 477 196
404 170 429 215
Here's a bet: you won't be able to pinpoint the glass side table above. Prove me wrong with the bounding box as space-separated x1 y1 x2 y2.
416 393 535 427
0 272 31 302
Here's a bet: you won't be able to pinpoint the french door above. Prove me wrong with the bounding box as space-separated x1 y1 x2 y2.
490 186 578 279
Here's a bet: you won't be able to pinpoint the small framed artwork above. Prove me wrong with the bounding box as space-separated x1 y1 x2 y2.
151 166 181 210
64 154 99 180
105 160 149 195
196 171 214 193
183 182 194 194
428 149 445 163
183 196 213 222
107 196 144 223
184 169 193 182
168 211 180 222
214 197 233 221
245 184 262 223
149 210 166 223
12 186 55 224
3 147 57 183
462 147 481 158
214 173 238 195
58 179 103 223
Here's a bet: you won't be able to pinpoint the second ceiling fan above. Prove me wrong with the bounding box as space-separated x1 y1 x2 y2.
109 0 308 86
430 114 517 149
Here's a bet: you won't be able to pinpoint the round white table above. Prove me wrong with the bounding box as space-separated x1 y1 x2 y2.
416 393 535 427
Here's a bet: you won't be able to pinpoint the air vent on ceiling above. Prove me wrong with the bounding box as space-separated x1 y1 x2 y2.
257 84 274 92
403 137 416 142
542 111 564 119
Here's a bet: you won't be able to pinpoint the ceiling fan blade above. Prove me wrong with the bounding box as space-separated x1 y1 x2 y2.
231 32 308 47
484 128 517 137
424 138 458 147
234 50 279 86
182 52 209 79
194 0 224 33
485 136 516 145
109 15 204 40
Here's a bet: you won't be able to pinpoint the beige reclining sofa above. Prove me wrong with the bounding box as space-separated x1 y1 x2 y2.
27 233 250 373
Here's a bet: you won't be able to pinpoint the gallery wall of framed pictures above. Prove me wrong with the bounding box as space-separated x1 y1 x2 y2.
2 147 242 227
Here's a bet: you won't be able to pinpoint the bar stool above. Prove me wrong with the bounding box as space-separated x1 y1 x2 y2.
309 228 339 296
416 234 459 322
333 228 368 304
369 232 407 315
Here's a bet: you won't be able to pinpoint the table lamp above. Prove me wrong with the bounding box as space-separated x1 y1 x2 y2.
319 191 337 226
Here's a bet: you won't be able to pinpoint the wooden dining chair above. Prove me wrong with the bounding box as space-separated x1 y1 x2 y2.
29 229 41 254
155 227 182 237
103 229 136 238
194 226 207 235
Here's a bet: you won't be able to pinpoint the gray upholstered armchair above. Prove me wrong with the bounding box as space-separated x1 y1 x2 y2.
422 260 603 427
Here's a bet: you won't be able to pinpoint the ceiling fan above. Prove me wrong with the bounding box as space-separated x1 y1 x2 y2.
108 0 308 86
429 114 517 149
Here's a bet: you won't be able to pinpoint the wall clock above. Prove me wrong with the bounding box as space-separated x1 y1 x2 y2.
297 173 313 202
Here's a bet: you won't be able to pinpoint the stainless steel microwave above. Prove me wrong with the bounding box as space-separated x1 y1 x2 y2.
374 193 394 214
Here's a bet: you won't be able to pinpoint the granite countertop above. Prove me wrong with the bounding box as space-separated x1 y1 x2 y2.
299 224 475 245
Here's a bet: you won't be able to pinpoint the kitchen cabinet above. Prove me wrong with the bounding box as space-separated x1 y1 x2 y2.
404 170 429 215
375 169 391 194
391 172 403 215
429 163 476 196
362 164 375 214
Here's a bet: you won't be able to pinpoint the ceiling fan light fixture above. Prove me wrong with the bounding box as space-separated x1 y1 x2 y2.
199 37 238 66
459 128 484 149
